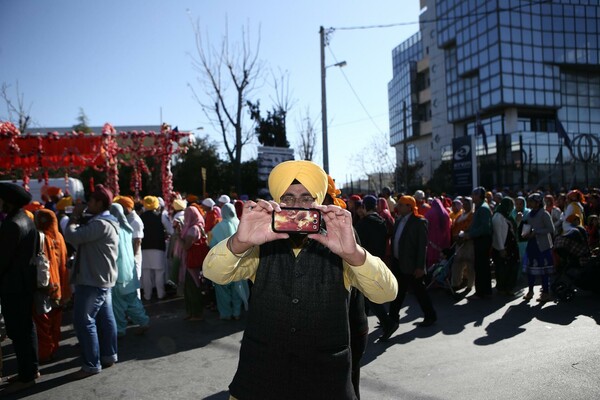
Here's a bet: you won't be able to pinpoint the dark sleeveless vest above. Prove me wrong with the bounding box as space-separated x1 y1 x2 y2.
140 211 166 251
229 239 356 400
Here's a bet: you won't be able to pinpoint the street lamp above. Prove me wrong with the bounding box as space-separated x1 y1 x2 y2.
320 26 346 174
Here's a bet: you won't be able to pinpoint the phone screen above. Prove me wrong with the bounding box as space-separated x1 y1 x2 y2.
272 207 321 234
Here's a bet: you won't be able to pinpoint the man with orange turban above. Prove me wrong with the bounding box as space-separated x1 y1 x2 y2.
203 160 397 400
385 195 437 340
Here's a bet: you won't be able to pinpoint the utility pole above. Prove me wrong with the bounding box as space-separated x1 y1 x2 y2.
320 26 329 174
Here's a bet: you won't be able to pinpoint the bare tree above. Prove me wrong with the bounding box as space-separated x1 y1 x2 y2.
189 17 264 193
349 131 397 191
296 107 318 161
1 81 33 132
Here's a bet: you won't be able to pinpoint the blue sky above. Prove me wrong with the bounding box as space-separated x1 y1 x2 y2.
0 0 420 187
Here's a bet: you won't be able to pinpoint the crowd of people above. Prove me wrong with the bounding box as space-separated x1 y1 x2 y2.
0 169 599 398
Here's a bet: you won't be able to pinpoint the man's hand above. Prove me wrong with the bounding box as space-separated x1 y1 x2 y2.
308 204 366 266
72 203 86 218
228 200 289 254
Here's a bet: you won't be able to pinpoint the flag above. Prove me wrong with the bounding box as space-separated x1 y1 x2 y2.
476 112 488 155
556 119 572 154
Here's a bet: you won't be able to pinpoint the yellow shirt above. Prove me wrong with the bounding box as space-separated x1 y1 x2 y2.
203 238 398 304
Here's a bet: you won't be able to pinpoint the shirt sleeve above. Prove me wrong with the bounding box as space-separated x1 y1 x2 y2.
202 238 260 284
63 219 109 246
344 250 398 304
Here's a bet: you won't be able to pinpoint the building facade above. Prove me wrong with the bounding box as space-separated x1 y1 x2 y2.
389 0 600 192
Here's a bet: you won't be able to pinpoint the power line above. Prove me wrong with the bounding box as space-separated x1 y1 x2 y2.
327 46 386 136
331 0 554 31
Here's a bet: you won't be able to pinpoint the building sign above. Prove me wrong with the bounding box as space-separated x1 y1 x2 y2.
257 146 295 182
452 136 474 195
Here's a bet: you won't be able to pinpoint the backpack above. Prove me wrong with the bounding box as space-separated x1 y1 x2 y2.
35 232 51 288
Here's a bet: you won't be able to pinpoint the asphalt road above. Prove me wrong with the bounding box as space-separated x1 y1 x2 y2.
2 283 600 400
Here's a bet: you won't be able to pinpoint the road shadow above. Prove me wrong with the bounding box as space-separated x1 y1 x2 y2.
0 295 245 398
361 283 600 366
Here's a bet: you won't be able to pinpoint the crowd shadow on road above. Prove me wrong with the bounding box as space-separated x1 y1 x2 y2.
362 285 600 367
0 295 245 399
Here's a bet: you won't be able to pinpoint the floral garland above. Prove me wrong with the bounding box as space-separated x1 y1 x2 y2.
0 120 190 208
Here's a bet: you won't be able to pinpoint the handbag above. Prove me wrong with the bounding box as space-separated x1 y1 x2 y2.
35 232 51 288
186 235 209 270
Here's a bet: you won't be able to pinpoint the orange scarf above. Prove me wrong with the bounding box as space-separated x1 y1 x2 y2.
35 209 70 302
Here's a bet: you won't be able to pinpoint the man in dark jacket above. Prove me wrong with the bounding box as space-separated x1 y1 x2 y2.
0 183 39 394
387 195 437 338
355 195 397 340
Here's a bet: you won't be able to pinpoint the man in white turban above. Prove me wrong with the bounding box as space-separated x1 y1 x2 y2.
203 160 397 400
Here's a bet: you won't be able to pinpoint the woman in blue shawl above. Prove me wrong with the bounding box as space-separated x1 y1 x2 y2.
209 203 249 320
110 203 150 336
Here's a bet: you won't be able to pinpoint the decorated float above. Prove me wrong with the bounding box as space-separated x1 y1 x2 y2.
0 121 191 210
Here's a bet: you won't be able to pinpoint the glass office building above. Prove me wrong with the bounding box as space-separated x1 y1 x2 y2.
389 0 600 191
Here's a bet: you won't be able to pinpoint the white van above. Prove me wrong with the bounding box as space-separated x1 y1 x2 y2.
0 177 85 203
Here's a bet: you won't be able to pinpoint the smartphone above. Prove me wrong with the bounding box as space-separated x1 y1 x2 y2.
272 207 322 234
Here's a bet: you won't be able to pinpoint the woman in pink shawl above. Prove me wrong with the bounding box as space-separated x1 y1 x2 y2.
179 207 207 321
426 198 452 268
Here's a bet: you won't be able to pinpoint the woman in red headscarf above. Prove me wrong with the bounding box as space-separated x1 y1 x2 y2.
33 209 71 362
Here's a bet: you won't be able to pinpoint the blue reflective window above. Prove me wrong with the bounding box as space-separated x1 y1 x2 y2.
535 77 544 89
482 93 491 108
502 59 513 73
514 61 524 74
491 90 502 105
481 79 490 93
515 89 524 104
491 75 501 89
512 28 522 43
490 61 500 74
554 32 564 47
503 88 514 103
543 31 553 46
535 90 544 105
525 90 535 104
532 30 542 46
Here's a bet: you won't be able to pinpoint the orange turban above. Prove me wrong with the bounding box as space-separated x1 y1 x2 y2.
399 195 423 217
23 201 44 213
115 195 134 211
326 175 346 209
186 194 199 203
47 186 63 197
567 190 586 204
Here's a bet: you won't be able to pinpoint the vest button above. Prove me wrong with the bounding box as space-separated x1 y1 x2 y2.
292 298 299 304
290 327 296 333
